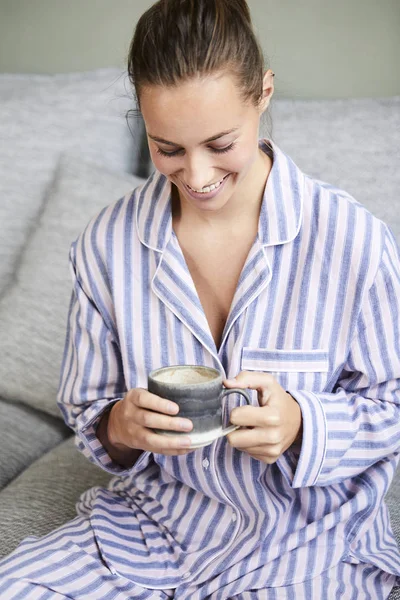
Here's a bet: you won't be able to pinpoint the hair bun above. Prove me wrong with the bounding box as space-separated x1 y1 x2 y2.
128 0 265 109
229 0 252 23
214 0 252 25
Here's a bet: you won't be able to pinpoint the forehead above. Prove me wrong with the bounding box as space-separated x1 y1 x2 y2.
140 72 253 144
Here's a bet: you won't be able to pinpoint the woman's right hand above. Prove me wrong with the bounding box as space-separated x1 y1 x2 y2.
107 388 194 456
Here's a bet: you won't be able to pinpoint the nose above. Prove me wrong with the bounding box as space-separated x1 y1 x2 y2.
181 152 214 190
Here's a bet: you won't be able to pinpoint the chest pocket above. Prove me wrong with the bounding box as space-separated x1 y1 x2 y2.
241 347 330 393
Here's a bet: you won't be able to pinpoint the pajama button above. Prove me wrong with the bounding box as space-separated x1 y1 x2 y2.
202 458 210 469
182 571 191 579
232 513 237 522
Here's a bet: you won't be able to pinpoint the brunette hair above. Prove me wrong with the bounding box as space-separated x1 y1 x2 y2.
127 0 267 110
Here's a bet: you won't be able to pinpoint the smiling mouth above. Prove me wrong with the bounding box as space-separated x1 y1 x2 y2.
185 174 230 194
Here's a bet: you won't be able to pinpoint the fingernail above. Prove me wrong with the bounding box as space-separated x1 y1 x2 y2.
168 402 178 414
179 419 193 431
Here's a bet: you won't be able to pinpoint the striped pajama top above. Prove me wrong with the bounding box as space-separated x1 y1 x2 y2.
57 139 400 595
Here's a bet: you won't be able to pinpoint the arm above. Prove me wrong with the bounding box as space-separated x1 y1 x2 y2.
278 227 400 488
57 241 140 475
58 240 193 474
95 404 143 469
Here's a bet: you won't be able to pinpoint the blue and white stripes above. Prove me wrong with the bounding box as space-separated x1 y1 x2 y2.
51 139 400 595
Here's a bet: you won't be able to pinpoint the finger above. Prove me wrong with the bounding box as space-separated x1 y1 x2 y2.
136 408 193 433
227 426 281 448
224 371 277 392
248 453 266 462
132 389 180 415
143 430 193 452
229 442 282 463
246 446 283 463
247 451 279 464
161 448 195 456
259 387 273 406
229 405 280 427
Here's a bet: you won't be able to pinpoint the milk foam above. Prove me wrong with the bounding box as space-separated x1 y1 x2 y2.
155 368 216 385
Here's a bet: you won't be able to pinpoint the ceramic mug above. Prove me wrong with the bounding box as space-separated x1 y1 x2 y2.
148 365 251 449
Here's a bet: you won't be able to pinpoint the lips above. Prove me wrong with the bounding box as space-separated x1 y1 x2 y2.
182 173 231 201
187 174 229 194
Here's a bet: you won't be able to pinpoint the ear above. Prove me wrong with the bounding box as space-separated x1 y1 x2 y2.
258 69 275 113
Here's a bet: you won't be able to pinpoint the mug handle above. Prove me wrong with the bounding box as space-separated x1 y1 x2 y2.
219 388 251 437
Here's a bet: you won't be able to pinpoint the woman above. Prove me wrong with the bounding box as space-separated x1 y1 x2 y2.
1 0 400 598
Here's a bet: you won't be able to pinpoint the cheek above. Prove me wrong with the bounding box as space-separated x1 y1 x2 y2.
228 153 251 173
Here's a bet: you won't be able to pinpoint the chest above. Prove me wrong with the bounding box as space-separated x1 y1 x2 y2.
176 233 255 349
117 235 353 394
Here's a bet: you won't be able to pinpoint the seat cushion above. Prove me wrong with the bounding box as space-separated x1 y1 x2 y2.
0 68 146 300
0 153 144 418
0 398 71 492
0 436 111 559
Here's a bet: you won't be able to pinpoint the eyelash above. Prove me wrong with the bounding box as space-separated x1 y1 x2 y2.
156 142 236 158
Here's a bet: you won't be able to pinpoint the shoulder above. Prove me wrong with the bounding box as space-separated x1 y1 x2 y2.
302 173 394 287
304 173 373 224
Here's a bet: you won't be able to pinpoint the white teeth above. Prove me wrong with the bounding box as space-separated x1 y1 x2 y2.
189 175 226 194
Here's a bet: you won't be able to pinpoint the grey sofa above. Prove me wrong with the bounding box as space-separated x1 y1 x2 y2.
0 68 399 597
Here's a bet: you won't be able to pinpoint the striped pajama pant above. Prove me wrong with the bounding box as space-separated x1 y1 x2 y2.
0 516 396 599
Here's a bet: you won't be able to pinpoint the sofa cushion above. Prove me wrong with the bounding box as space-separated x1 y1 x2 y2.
387 467 400 546
0 398 71 492
0 154 144 418
0 436 110 559
382 468 400 599
263 96 400 243
390 585 400 599
0 68 147 300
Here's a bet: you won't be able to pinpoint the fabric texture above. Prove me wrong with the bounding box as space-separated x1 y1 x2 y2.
0 153 144 417
263 96 400 243
0 437 110 560
0 398 70 492
49 140 400 594
0 68 146 300
0 519 396 599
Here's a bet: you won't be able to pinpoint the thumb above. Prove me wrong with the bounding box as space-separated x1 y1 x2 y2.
224 371 276 391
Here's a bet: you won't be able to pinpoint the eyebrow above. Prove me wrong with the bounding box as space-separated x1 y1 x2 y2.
148 128 239 147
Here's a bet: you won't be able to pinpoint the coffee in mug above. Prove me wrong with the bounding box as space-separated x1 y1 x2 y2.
148 365 251 448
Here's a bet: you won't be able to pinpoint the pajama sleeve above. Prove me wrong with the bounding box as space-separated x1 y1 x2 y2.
57 241 135 476
277 226 400 488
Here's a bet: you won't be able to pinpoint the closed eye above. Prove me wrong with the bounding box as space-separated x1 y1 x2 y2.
156 142 236 158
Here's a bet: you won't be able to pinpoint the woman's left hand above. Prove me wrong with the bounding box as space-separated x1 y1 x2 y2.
224 372 303 464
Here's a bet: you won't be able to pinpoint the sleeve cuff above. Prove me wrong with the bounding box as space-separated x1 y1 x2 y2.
276 390 327 488
76 399 135 476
